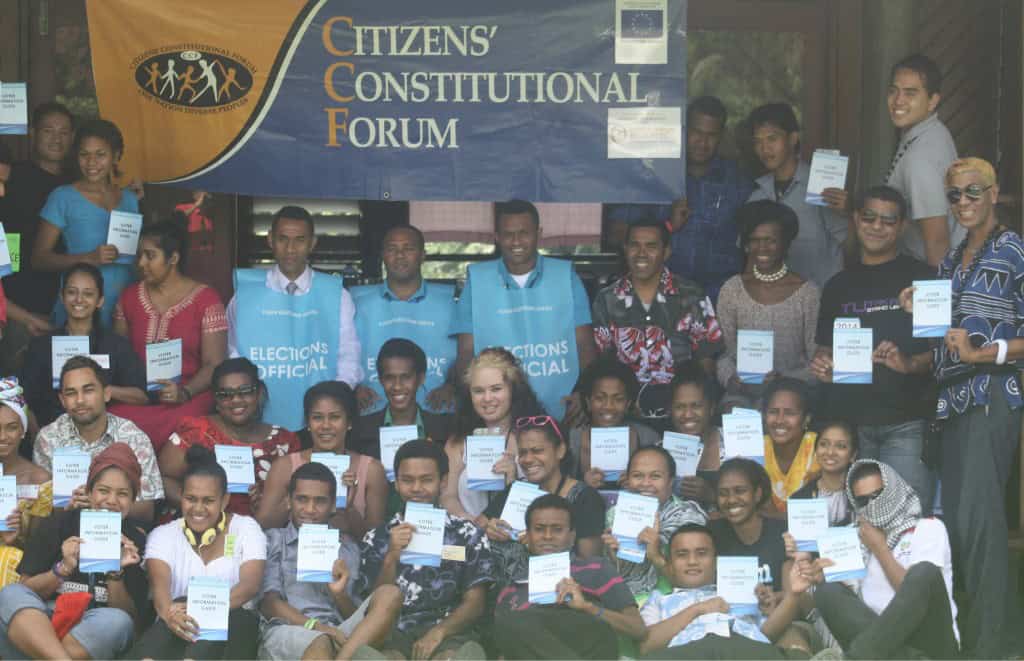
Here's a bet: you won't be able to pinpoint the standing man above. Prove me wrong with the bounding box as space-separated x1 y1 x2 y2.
606 96 753 303
351 225 457 414
0 103 73 371
747 102 850 288
228 205 362 430
810 185 934 507
451 200 597 418
885 53 961 266
591 221 722 426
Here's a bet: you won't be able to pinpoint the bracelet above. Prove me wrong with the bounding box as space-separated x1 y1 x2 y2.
995 339 1009 365
52 561 68 582
593 605 605 620
304 617 319 630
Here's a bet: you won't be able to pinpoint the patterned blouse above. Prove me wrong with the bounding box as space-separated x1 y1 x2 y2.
935 230 1024 419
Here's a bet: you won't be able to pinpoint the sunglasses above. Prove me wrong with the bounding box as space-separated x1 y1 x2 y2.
214 384 260 401
945 184 992 205
857 209 901 227
853 487 884 508
514 415 565 444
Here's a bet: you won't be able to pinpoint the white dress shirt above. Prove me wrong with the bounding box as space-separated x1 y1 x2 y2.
227 265 363 386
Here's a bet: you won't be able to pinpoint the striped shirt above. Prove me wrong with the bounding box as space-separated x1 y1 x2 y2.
495 553 635 614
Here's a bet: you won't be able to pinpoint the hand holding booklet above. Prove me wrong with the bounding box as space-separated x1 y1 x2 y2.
590 426 630 480
296 523 339 582
528 551 570 604
662 432 702 477
214 445 255 494
465 435 506 490
499 481 543 534
145 339 182 391
107 210 143 264
53 447 91 507
612 491 659 563
79 509 122 573
817 528 867 582
310 452 351 508
805 150 849 206
787 498 830 551
188 577 230 641
401 502 445 567
716 556 759 615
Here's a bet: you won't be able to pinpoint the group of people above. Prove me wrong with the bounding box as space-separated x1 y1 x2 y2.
0 50 1018 660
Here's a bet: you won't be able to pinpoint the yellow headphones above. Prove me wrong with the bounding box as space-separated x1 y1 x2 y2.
182 511 227 550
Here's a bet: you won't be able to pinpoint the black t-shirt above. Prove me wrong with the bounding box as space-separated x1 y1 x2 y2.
17 509 149 612
709 516 787 590
0 161 66 314
484 480 607 540
815 256 935 424
20 327 148 430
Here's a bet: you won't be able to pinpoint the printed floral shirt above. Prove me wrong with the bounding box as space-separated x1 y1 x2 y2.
358 512 495 632
592 268 723 384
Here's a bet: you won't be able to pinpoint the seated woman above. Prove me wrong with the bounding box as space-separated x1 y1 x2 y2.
111 221 228 452
0 379 53 586
440 347 542 520
762 378 820 514
257 381 387 537
21 263 147 434
32 118 139 327
571 356 659 490
0 443 148 659
483 415 606 578
669 361 725 510
160 358 300 515
709 457 788 592
716 200 819 410
128 446 266 660
790 420 857 526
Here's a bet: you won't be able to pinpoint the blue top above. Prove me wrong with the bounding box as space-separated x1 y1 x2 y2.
40 184 138 326
606 157 753 303
450 255 592 335
935 230 1024 419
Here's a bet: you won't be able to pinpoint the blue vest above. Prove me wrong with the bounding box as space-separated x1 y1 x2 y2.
350 281 457 413
233 269 341 430
468 256 579 416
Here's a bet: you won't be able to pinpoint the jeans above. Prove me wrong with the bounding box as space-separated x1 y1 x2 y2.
814 562 958 659
0 583 135 660
494 607 618 660
641 633 808 660
856 419 931 513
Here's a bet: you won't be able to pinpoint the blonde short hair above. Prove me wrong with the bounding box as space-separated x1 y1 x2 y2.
946 157 996 187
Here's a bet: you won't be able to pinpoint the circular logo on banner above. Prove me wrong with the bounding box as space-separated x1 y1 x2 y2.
132 45 255 112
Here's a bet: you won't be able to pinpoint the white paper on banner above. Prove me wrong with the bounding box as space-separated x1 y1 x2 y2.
379 425 418 482
615 0 667 64
0 224 13 277
721 414 764 463
608 107 682 159
717 556 759 615
214 444 255 494
0 477 16 531
0 82 28 134
107 211 143 264
612 491 659 563
832 328 873 384
297 524 339 582
662 432 702 477
311 453 351 508
529 551 570 604
79 509 122 573
53 448 91 507
912 280 952 338
465 435 506 490
499 481 544 534
817 528 867 582
737 330 774 383
188 577 230 641
787 498 830 551
590 426 630 480
51 336 90 388
805 150 849 206
145 339 182 391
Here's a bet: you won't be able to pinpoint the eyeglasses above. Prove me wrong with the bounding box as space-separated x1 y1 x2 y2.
853 487 884 508
945 184 992 204
857 210 901 226
214 384 260 401
514 415 565 444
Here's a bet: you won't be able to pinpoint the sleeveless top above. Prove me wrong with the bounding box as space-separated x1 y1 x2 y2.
289 452 373 519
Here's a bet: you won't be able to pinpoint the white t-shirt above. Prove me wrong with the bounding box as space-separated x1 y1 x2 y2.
860 517 958 642
145 514 267 604
510 271 533 288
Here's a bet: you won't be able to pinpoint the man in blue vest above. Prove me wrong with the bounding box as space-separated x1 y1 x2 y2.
227 205 362 430
351 225 457 414
451 200 597 418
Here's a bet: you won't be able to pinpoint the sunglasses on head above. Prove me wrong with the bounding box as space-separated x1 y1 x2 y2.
945 183 992 205
514 415 565 444
214 383 259 401
853 487 884 508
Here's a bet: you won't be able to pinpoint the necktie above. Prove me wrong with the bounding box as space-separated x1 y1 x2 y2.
286 282 298 296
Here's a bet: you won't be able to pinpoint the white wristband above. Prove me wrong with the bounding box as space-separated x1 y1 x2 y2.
995 339 1009 365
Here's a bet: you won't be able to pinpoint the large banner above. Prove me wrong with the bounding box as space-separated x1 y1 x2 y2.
87 1 686 202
